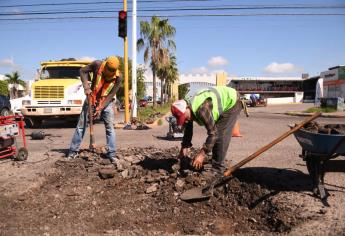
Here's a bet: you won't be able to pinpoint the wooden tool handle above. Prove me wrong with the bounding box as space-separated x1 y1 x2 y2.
223 112 321 177
88 95 95 149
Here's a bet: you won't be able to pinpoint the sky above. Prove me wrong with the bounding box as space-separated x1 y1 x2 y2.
0 0 344 81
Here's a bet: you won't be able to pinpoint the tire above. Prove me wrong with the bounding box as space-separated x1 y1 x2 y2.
24 117 43 128
16 147 28 161
0 108 10 116
32 118 43 128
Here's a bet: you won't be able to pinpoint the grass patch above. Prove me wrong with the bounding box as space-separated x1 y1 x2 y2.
138 102 172 123
157 119 163 126
305 106 337 113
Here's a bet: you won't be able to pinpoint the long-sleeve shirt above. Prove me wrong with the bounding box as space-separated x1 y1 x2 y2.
80 60 122 109
182 98 217 153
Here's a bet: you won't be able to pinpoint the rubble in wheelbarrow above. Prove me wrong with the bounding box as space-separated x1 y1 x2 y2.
1 147 311 235
302 122 345 135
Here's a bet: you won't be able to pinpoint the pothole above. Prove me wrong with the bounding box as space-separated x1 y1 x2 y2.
0 147 308 235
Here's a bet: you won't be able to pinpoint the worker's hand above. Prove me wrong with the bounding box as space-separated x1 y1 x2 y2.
192 149 206 170
178 147 190 159
93 106 102 120
84 88 92 96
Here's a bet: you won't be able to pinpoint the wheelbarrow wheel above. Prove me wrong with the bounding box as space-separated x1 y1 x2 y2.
16 147 28 161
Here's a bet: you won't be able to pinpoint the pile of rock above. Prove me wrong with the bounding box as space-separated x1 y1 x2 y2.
78 146 215 196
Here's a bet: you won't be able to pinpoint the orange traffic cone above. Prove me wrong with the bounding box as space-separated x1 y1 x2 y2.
232 121 242 137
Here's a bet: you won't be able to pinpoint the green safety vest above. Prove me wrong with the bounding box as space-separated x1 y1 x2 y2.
191 86 237 125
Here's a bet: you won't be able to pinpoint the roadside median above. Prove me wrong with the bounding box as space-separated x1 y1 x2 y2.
115 102 172 129
285 106 345 118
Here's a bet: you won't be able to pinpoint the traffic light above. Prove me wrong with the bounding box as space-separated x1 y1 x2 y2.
118 10 127 38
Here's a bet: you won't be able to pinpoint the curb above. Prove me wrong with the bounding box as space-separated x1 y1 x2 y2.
284 112 345 118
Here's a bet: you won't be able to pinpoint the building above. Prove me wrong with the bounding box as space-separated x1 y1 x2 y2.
143 72 226 101
302 75 319 103
228 76 304 104
144 72 305 104
321 65 345 99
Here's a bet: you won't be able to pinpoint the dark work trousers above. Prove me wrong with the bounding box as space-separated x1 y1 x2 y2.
212 100 242 169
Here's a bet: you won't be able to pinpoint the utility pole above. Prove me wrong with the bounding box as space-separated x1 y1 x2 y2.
123 0 129 124
131 0 137 119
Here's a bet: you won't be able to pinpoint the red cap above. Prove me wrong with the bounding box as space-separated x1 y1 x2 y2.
171 100 187 126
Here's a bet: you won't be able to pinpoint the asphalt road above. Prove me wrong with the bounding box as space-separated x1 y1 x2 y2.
1 103 345 234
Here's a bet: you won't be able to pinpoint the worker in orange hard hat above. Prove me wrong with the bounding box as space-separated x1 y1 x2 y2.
67 56 122 163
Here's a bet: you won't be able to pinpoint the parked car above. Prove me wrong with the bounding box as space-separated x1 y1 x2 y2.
121 101 131 110
139 99 148 107
0 95 11 116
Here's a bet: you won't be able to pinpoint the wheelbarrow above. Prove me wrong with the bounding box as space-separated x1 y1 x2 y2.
293 124 345 199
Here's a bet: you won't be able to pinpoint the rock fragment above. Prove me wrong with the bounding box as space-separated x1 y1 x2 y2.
99 168 116 179
146 183 159 194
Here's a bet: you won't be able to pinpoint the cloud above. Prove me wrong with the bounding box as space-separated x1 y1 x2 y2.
190 66 208 74
0 58 16 68
211 69 227 74
264 62 300 74
208 56 229 67
78 56 96 61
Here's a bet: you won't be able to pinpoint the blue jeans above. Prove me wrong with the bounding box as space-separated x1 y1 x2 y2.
68 101 116 158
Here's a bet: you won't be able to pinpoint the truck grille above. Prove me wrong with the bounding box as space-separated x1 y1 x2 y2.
37 101 62 105
34 86 64 99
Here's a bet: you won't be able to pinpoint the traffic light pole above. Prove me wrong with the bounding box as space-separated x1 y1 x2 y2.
131 0 137 119
123 0 129 124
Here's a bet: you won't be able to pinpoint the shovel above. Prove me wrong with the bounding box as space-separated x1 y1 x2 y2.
88 95 96 151
180 112 322 201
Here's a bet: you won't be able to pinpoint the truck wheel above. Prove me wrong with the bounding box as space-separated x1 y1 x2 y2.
16 147 28 161
0 108 10 116
32 118 43 128
24 117 43 128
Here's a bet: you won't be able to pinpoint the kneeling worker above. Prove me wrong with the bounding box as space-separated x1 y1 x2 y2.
67 56 122 162
171 86 242 171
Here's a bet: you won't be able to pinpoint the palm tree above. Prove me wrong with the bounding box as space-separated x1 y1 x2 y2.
5 71 26 99
157 53 178 103
137 16 176 107
136 65 146 100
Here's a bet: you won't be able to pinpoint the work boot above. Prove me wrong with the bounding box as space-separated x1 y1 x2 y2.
66 152 78 160
107 155 118 166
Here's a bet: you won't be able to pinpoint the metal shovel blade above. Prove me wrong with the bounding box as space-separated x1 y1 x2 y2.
180 187 212 201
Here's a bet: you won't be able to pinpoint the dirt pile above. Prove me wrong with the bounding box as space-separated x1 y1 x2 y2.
0 147 308 235
303 122 345 135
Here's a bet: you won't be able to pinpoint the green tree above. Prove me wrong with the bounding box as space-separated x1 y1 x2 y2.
157 53 178 103
137 16 176 107
115 56 145 102
137 66 146 100
5 71 26 99
178 84 190 100
0 80 9 96
116 56 132 101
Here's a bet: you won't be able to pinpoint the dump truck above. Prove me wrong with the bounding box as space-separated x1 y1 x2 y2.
21 60 91 128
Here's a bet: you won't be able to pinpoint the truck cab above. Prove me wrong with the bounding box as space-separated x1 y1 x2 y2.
21 60 91 128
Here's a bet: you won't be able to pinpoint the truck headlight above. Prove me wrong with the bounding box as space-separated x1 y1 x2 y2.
22 100 31 105
67 100 82 105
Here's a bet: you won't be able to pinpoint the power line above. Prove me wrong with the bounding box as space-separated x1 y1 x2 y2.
1 13 344 21
1 5 344 16
0 0 220 8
